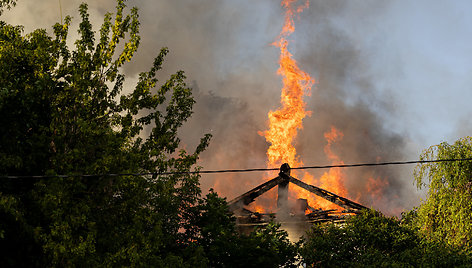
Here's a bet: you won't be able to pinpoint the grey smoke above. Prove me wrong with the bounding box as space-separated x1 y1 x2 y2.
2 0 422 215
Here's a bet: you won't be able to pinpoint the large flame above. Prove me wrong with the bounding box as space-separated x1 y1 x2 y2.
260 0 313 168
259 0 349 212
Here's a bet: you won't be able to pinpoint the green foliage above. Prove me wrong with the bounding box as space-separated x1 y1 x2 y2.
0 2 301 266
195 190 299 267
0 0 211 266
414 137 472 249
300 210 418 267
300 209 471 267
10 1 472 267
0 0 16 15
239 222 300 268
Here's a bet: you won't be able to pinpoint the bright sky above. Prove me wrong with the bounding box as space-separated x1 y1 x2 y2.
372 0 472 147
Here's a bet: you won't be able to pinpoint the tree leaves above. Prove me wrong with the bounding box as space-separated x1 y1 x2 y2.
300 209 471 267
414 137 472 248
0 0 211 266
0 0 16 16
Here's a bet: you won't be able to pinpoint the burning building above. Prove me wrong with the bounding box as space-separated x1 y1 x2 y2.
184 0 417 219
227 1 371 237
228 163 367 238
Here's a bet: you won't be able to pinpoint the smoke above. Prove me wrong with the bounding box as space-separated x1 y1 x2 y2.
177 0 420 215
2 0 421 215
174 0 419 215
290 0 419 214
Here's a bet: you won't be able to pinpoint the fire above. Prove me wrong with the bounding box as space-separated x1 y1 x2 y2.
366 177 389 201
292 127 348 211
259 0 313 168
259 0 350 212
320 126 347 197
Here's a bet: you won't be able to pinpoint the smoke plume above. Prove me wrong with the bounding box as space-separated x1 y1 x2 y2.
2 0 421 215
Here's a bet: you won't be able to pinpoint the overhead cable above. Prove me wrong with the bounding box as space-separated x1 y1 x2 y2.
1 158 472 179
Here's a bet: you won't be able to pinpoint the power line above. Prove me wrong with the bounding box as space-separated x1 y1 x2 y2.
1 158 472 179
291 158 472 170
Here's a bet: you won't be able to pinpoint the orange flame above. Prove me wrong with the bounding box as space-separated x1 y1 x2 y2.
317 126 348 209
260 0 314 168
366 177 389 201
288 127 348 211
259 0 353 213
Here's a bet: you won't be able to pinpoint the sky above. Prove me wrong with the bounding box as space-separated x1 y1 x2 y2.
3 0 472 215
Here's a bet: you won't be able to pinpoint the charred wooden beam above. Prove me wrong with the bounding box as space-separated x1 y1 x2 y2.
285 174 368 212
228 176 284 212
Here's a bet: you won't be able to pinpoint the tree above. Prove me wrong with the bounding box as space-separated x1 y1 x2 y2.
194 189 238 267
195 190 300 268
0 1 210 266
236 222 300 268
414 136 472 249
0 0 16 15
299 209 471 267
0 2 306 266
300 210 420 267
